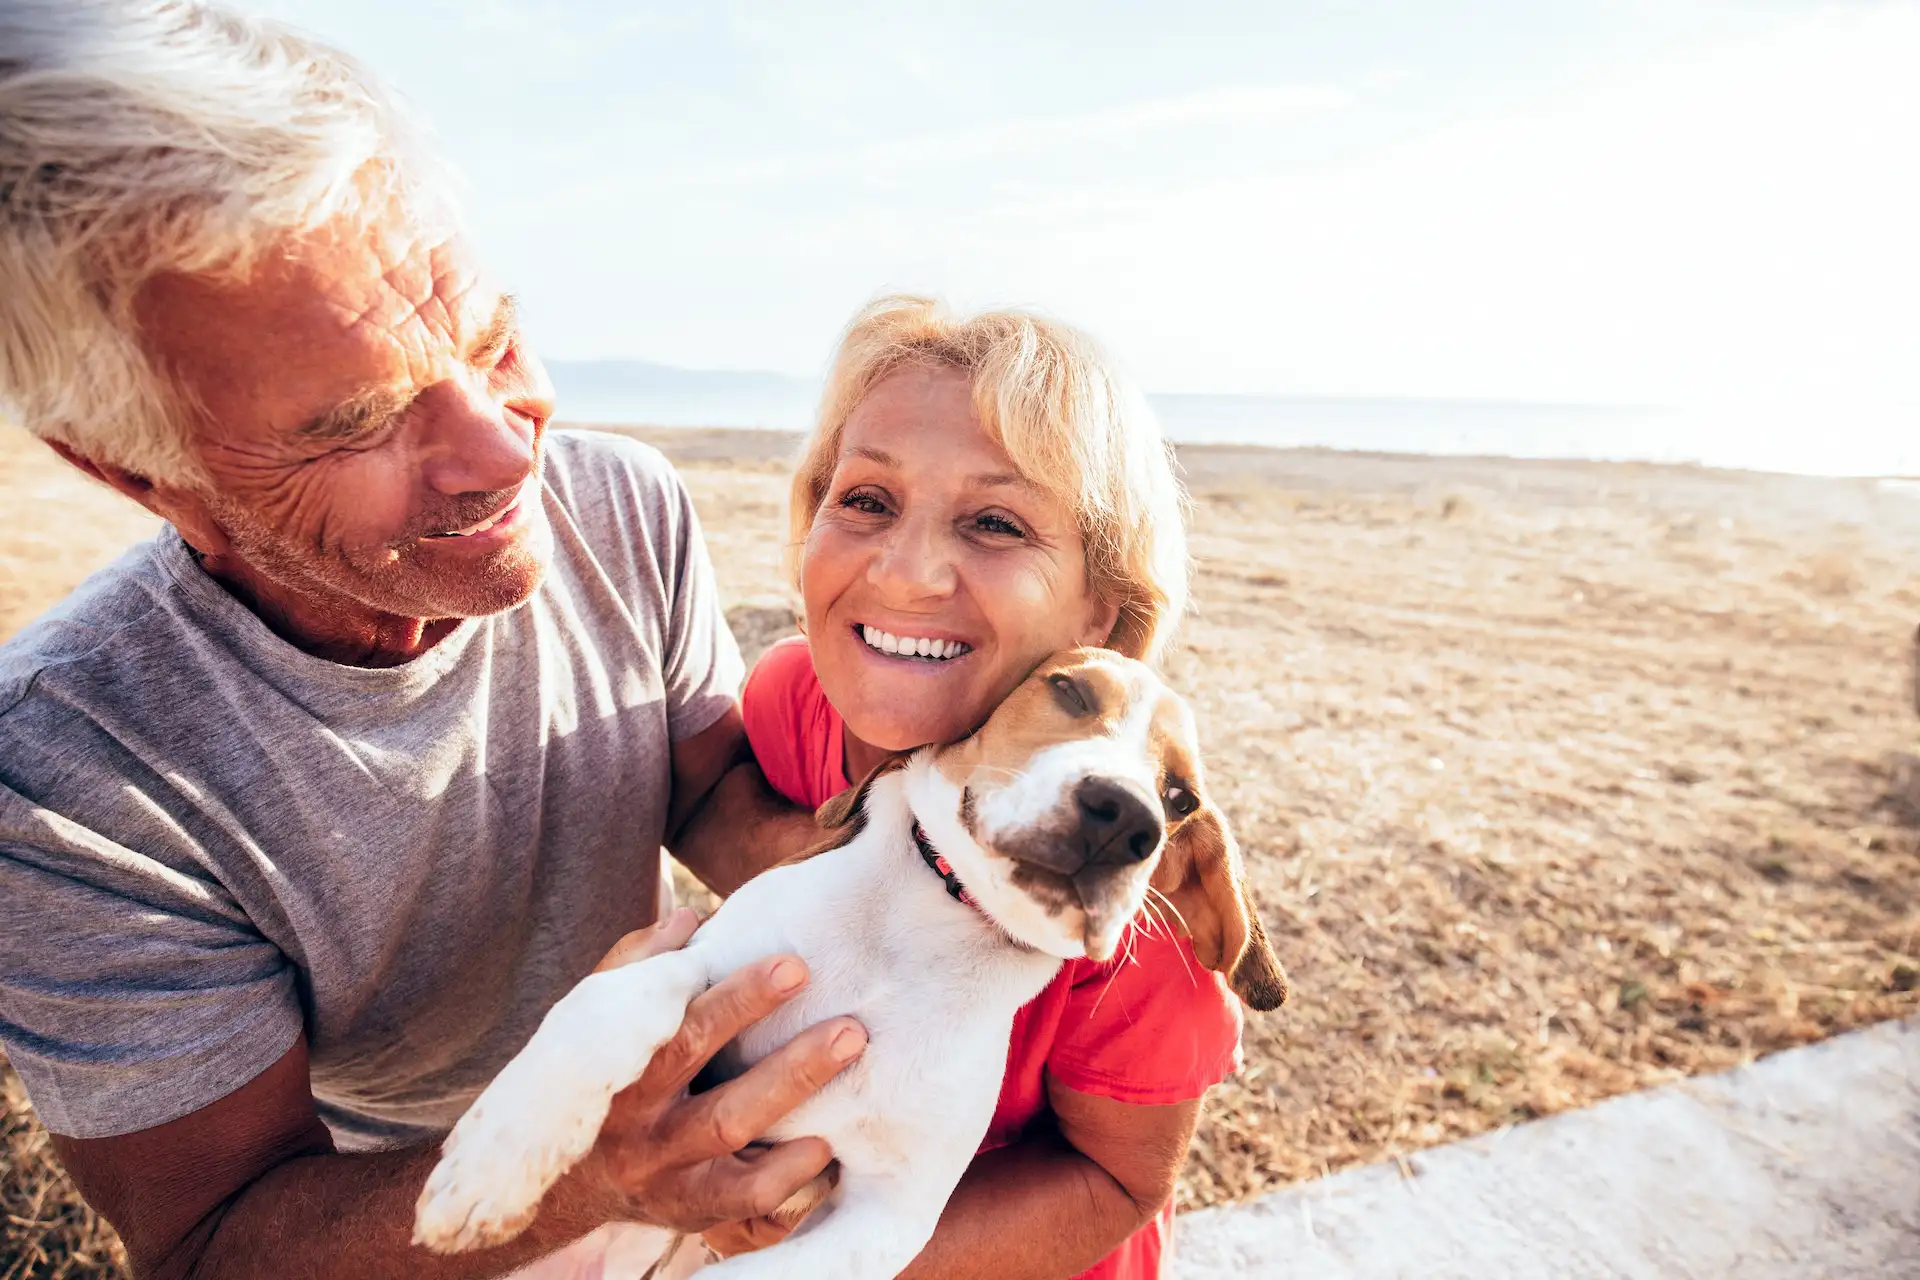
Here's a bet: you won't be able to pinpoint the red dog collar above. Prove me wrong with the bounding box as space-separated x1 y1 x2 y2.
913 822 982 912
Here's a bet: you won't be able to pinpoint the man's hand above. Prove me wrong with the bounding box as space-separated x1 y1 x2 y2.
699 1144 838 1258
561 910 867 1235
47 910 864 1280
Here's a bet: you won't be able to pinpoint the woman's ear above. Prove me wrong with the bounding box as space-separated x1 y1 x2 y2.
1077 593 1123 649
1150 805 1289 1011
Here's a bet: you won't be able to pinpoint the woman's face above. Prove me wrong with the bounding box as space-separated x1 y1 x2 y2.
802 365 1118 754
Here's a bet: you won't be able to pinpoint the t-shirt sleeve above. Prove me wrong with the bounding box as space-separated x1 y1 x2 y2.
615 441 745 742
1045 929 1245 1106
742 637 827 810
0 810 302 1139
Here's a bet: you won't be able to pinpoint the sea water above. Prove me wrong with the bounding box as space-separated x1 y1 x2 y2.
545 362 1915 479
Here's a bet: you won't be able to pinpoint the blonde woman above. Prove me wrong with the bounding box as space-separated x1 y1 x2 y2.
724 297 1242 1278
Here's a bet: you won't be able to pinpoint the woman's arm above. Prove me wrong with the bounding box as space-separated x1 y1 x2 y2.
897 1085 1198 1280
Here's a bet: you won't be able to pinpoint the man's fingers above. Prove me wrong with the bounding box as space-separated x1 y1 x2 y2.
640 955 814 1093
593 908 699 974
695 1136 838 1224
703 1214 793 1259
667 1017 866 1160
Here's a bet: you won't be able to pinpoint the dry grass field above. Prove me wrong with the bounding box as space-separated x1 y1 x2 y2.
4 422 1918 1276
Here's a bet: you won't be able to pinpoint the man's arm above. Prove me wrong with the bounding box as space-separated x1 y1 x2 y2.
666 706 822 897
51 916 866 1280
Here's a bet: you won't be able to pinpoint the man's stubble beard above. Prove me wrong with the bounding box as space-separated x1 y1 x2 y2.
200 490 554 624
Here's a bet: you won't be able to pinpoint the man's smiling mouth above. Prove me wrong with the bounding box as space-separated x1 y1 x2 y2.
425 496 521 539
858 624 972 661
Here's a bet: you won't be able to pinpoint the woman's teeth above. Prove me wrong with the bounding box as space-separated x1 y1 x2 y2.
860 625 971 661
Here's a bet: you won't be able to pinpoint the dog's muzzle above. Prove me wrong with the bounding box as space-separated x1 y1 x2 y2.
1013 776 1165 877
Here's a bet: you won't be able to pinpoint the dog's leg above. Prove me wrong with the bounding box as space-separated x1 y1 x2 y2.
414 948 714 1253
697 1164 950 1280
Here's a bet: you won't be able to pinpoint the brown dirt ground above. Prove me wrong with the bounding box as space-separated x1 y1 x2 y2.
3 422 1918 1276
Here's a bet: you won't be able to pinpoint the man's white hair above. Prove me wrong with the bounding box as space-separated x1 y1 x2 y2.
0 0 457 483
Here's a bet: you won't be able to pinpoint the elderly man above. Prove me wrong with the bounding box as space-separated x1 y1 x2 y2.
0 2 860 1276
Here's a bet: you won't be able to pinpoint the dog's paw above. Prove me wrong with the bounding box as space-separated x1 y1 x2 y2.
412 1090 606 1253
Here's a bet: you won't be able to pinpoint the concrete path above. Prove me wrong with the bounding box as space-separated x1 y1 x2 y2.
1176 1017 1920 1279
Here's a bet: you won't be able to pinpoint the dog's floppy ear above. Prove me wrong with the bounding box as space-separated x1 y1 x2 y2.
776 754 910 870
1152 804 1289 1011
816 752 908 831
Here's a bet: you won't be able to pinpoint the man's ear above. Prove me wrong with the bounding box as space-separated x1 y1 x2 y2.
43 439 234 559
46 439 157 505
1151 805 1289 1011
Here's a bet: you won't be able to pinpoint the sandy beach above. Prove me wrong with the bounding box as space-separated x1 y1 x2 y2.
4 421 1918 1276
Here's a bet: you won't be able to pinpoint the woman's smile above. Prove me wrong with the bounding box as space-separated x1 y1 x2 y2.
853 623 975 663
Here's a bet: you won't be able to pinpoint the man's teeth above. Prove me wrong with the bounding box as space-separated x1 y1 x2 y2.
860 625 970 660
442 505 512 537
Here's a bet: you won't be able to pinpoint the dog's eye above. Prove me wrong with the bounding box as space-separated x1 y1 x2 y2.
1164 785 1199 817
1048 674 1093 716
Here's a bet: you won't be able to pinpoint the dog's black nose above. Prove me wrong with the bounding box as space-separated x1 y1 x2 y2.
1074 778 1164 866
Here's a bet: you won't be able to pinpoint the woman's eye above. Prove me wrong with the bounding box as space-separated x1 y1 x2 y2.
1164 786 1199 816
837 490 889 516
974 512 1026 538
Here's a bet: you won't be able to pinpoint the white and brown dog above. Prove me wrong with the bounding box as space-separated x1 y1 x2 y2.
414 647 1287 1277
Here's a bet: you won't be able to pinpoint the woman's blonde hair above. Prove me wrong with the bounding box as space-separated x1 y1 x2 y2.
789 295 1189 665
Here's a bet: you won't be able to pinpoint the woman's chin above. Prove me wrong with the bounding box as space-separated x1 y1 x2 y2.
842 704 975 757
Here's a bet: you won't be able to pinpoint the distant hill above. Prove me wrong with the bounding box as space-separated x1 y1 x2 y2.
545 359 819 431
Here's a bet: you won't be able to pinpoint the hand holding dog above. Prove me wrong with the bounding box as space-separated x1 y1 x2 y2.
559 910 867 1236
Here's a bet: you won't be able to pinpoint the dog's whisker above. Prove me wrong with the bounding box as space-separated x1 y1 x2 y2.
1146 885 1190 936
1140 896 1172 942
1143 888 1200 986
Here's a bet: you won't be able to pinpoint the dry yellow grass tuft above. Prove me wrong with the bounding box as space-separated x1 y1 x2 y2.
3 425 1918 1274
2 1054 126 1280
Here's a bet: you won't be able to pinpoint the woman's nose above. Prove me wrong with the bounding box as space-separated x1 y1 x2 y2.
867 515 958 602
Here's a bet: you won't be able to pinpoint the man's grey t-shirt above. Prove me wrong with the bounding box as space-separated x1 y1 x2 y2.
0 430 742 1147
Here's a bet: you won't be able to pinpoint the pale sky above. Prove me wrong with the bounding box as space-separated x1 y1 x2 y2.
251 0 1918 426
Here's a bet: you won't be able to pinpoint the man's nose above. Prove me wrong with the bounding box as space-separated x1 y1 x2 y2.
1072 778 1165 868
416 379 538 496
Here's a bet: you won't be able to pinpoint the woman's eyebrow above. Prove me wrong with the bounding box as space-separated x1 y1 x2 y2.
966 471 1033 491
844 444 898 467
841 445 1033 492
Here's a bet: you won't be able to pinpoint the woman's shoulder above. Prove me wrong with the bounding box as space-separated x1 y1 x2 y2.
743 635 819 708
741 636 842 809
